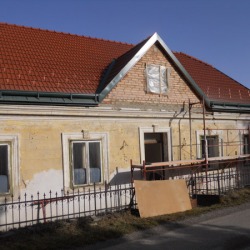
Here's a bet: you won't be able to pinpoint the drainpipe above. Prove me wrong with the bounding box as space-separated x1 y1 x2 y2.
179 118 182 160
189 99 192 159
203 98 208 194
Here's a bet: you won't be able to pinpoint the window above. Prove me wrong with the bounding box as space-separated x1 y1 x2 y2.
72 141 102 185
144 133 168 163
0 144 9 193
196 130 223 159
139 126 172 164
200 135 220 158
146 64 168 94
243 134 249 154
62 132 108 190
0 135 19 196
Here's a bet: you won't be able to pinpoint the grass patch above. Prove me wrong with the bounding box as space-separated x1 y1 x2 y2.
1 187 250 250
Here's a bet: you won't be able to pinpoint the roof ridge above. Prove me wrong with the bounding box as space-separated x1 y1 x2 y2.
0 22 134 46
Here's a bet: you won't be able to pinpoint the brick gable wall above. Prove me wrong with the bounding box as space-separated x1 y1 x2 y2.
102 45 200 108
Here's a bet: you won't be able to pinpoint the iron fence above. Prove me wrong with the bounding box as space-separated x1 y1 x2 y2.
1 162 250 232
188 165 250 195
0 182 135 232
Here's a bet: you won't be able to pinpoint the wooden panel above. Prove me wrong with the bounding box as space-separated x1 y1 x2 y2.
134 179 192 218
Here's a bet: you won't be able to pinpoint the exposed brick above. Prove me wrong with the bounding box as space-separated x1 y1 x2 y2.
102 45 199 107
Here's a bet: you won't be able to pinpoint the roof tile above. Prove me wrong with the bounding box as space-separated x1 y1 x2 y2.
0 22 133 94
0 23 249 105
174 52 250 104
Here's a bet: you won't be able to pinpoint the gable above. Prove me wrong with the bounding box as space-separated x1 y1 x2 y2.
101 44 200 109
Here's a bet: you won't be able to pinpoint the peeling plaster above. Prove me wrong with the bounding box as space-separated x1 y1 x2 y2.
21 169 63 196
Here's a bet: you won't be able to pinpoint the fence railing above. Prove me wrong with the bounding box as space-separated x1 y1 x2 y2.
0 183 135 232
133 158 250 196
188 165 250 195
1 162 250 232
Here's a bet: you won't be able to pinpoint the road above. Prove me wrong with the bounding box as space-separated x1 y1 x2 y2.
83 202 250 250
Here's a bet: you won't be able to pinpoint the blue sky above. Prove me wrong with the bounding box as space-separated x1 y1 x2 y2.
1 0 250 88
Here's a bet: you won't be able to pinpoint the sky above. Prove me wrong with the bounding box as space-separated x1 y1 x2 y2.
1 0 250 89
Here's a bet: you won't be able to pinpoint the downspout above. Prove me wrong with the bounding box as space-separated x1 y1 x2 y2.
179 118 182 160
189 99 192 159
203 98 208 194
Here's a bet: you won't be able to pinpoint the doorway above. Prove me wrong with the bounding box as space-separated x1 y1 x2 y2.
144 132 168 164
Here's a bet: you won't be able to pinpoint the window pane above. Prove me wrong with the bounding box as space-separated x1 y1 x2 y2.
0 145 9 193
243 135 249 154
89 142 101 183
73 143 86 185
207 137 219 157
200 136 219 158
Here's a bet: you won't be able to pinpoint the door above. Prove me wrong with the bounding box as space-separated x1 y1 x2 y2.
144 133 168 164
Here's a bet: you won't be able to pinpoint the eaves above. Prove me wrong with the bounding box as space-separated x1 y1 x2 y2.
0 90 99 106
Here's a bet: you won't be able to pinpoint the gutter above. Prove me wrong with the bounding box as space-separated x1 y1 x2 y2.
210 100 250 113
0 90 99 106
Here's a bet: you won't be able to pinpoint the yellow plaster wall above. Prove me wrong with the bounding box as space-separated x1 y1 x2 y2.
1 110 248 193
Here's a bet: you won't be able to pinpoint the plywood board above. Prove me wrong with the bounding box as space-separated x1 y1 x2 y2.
134 179 192 218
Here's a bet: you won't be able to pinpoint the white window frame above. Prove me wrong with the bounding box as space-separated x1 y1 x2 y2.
241 131 249 155
71 140 102 186
62 132 109 191
146 64 169 94
139 126 172 163
196 130 223 159
0 134 19 196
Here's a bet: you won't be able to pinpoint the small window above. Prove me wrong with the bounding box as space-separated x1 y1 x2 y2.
200 135 220 158
71 141 102 186
243 134 249 154
146 64 168 94
0 144 10 194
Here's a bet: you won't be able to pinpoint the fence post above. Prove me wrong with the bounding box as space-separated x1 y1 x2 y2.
49 190 52 221
42 193 47 223
4 196 7 231
24 193 28 227
94 183 97 216
17 195 21 228
78 189 80 218
217 175 221 196
72 188 75 219
105 181 108 214
37 192 40 223
31 194 34 225
67 190 70 220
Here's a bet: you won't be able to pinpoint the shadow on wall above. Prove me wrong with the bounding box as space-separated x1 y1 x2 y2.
109 169 142 186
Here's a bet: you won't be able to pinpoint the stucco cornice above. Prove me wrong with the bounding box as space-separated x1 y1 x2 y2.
0 104 249 121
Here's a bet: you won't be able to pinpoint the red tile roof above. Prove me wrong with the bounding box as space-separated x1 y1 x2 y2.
0 22 133 94
174 52 250 104
0 22 249 106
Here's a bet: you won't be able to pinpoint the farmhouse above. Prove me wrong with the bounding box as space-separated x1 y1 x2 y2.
0 22 250 198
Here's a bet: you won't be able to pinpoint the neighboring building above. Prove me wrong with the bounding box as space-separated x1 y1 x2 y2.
0 23 249 197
